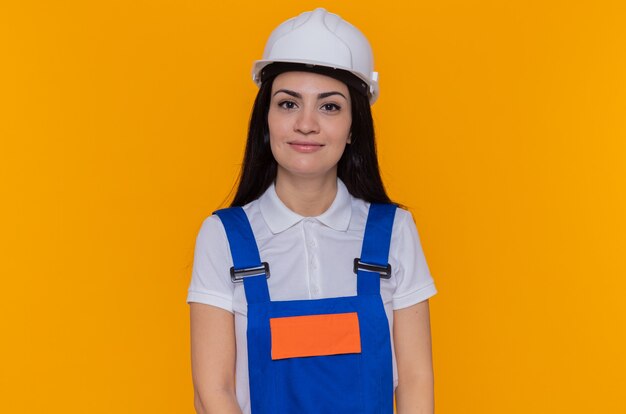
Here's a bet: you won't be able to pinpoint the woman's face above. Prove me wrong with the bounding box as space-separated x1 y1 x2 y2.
268 71 352 182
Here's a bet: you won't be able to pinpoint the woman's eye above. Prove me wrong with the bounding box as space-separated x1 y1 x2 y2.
321 103 341 112
278 101 297 110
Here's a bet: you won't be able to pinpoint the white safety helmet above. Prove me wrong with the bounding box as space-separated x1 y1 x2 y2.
252 8 380 104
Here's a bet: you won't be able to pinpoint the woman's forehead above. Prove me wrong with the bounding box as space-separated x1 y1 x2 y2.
272 71 349 97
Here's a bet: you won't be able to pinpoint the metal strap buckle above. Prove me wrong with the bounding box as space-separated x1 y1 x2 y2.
230 262 270 283
353 258 392 279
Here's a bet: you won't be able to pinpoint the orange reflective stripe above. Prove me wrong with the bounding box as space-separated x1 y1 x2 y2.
270 312 361 360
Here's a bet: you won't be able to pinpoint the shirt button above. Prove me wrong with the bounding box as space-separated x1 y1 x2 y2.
309 238 317 247
311 285 319 295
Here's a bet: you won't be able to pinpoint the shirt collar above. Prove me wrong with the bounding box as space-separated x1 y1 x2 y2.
259 179 352 234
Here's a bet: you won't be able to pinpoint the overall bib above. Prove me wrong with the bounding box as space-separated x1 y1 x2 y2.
215 203 397 414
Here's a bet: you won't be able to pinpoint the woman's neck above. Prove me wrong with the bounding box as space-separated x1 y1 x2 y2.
274 172 338 217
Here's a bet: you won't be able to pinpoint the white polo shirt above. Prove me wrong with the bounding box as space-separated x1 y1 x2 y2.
187 179 436 413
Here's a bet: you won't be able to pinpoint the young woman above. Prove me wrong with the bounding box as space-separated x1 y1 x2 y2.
188 8 436 414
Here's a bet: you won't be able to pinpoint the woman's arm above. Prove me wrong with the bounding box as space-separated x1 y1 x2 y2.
393 299 435 414
190 303 242 414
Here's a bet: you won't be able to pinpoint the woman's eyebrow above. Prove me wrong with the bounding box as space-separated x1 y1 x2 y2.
273 89 301 98
318 91 347 100
273 89 347 100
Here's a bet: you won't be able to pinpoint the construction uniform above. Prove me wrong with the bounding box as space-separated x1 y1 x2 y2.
187 179 437 413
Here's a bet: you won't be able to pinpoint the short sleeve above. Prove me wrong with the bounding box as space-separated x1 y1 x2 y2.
390 209 437 310
186 215 235 313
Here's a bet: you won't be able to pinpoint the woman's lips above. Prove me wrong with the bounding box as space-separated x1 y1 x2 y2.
288 141 324 153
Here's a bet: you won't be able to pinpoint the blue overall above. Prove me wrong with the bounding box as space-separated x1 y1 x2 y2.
215 203 397 413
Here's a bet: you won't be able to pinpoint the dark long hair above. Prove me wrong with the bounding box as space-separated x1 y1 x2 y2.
230 72 394 207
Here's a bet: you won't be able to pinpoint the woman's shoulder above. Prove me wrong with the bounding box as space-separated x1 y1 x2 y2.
393 206 414 227
195 213 229 247
346 196 414 231
198 199 270 244
354 198 414 224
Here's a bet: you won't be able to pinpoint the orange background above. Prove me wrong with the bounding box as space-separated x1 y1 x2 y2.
1 1 625 412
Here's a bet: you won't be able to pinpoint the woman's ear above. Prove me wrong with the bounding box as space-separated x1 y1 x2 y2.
347 133 352 144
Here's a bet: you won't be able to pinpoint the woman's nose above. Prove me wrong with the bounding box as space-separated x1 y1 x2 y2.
294 108 320 135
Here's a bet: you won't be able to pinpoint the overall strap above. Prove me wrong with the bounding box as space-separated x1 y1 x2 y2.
357 203 398 296
214 207 270 304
